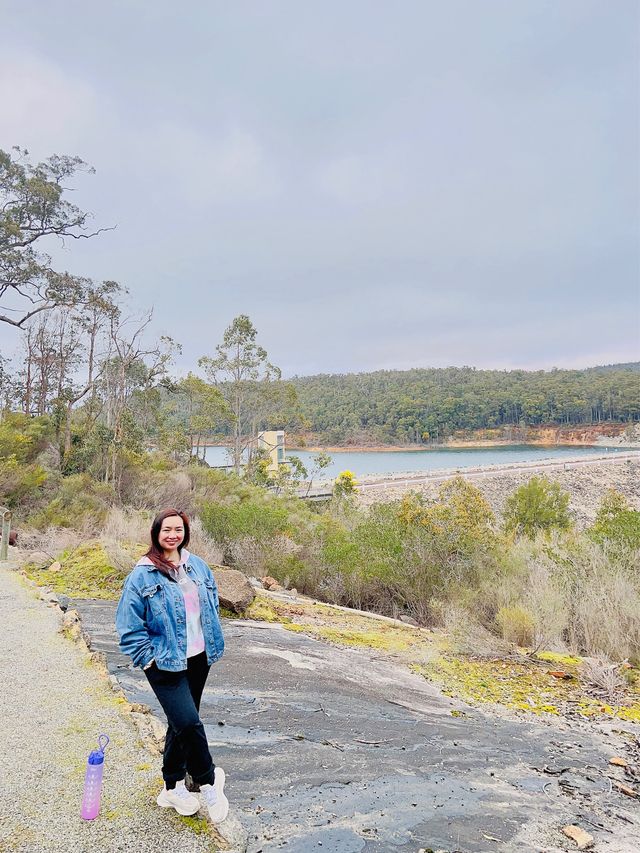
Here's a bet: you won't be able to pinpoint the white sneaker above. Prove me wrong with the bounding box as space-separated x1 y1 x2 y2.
156 780 200 815
200 767 229 823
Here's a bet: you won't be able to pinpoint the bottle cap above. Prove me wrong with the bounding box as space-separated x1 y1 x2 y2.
87 734 110 765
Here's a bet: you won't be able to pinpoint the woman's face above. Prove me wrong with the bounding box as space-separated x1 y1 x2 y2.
158 515 185 553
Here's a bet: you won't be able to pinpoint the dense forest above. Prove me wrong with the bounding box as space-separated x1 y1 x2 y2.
288 364 640 444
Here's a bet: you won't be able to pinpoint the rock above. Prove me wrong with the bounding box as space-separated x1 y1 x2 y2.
130 712 163 755
207 810 249 852
214 568 255 613
0 529 18 546
260 575 282 591
613 780 638 798
609 756 628 767
58 594 70 612
562 825 594 849
399 614 420 627
24 551 52 568
48 561 61 573
147 714 166 745
39 590 59 604
60 609 82 642
129 702 152 714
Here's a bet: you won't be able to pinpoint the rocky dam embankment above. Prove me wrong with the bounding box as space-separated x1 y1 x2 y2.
356 455 640 528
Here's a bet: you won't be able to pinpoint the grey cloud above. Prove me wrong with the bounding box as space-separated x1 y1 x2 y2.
0 0 638 376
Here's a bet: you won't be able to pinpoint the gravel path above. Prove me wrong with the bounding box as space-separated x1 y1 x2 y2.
0 564 222 853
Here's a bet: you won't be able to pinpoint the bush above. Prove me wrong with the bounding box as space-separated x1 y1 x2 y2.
495 605 535 646
503 476 571 538
29 474 114 530
334 470 357 496
589 489 640 549
0 413 52 462
0 456 48 509
201 497 294 545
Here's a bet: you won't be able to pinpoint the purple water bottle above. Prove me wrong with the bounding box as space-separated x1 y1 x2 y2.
81 734 109 820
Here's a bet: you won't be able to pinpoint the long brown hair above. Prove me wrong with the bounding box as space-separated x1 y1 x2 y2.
145 508 191 579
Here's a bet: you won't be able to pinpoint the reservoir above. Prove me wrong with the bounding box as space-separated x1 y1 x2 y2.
200 444 630 480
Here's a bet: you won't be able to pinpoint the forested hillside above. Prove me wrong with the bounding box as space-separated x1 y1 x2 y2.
289 365 640 444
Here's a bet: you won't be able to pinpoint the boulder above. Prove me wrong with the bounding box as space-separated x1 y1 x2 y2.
260 575 282 591
24 551 53 568
214 567 255 613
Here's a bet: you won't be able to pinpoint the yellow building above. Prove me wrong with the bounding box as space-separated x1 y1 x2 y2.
257 430 285 472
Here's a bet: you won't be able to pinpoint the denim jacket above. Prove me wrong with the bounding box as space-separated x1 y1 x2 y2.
115 549 225 671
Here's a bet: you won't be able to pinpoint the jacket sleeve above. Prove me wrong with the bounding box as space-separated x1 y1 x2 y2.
115 575 155 669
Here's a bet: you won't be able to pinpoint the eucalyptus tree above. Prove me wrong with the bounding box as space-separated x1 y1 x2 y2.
0 147 110 328
199 315 282 474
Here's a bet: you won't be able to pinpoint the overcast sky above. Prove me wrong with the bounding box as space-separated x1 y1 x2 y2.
1 1 639 377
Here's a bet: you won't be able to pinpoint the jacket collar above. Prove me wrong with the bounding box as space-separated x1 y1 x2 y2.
137 548 191 571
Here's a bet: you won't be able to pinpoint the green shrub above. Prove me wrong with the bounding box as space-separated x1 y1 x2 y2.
29 474 114 530
504 476 571 538
496 605 535 646
589 490 640 549
0 413 52 462
201 497 293 544
334 470 357 496
0 456 48 508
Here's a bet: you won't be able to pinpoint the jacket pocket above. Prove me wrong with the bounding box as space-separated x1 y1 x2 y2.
203 577 219 612
142 583 168 630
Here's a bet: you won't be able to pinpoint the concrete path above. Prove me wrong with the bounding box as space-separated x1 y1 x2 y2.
0 566 229 853
77 598 640 853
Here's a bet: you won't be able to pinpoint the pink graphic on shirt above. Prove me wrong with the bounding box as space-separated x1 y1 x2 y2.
177 568 205 657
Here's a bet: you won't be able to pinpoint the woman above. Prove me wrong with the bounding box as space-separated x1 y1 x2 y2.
115 508 228 822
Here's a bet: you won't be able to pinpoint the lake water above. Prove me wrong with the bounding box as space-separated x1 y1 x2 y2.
201 444 627 480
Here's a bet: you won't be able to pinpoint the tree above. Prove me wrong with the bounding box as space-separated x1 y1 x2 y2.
398 476 496 555
199 315 281 474
101 311 179 488
503 476 571 538
168 373 229 462
305 451 332 496
0 147 109 328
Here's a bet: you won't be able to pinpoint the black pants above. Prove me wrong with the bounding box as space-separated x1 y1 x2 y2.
144 652 215 788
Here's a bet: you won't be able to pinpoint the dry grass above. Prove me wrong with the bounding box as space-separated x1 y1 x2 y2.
102 507 151 544
579 656 626 699
16 526 84 561
187 516 224 566
438 603 512 657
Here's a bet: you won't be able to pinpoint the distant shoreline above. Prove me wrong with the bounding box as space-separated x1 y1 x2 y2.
196 423 639 453
198 439 636 453
291 440 603 452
